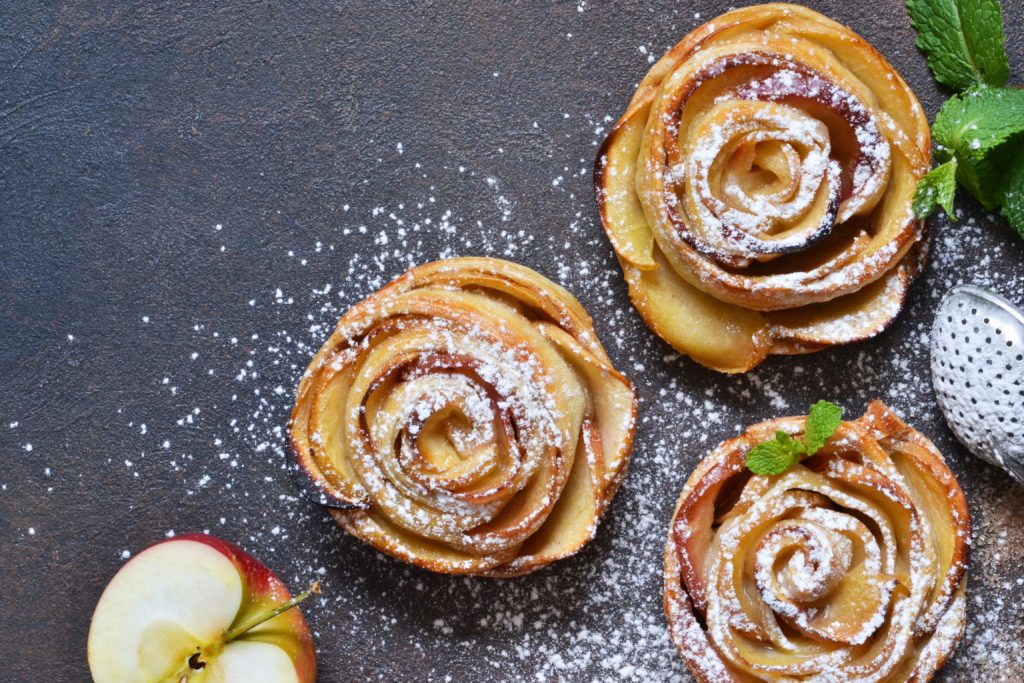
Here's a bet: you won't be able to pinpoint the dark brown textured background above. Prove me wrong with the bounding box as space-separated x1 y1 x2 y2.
1 2 1022 681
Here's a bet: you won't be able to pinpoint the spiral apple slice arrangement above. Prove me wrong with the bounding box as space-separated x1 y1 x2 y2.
87 534 318 683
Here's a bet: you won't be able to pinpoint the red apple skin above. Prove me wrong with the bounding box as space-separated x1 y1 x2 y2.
176 533 317 683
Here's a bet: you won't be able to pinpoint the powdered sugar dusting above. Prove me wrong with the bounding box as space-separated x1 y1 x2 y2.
4 7 1023 682
96 162 1020 681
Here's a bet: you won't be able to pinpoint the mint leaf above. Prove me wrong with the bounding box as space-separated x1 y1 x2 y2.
933 87 1024 158
999 147 1024 238
954 154 1003 210
913 159 959 219
802 401 844 455
1001 193 1024 238
745 435 802 476
932 87 1024 209
773 430 804 454
907 0 1009 90
957 0 1010 86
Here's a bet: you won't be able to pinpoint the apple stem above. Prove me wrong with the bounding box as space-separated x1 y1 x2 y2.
159 581 321 683
223 581 321 643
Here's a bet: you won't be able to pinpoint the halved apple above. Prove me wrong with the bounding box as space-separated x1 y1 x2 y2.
87 533 317 683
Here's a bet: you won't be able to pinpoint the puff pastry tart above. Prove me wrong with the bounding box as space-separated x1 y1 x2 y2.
595 4 930 373
664 402 969 682
289 257 636 576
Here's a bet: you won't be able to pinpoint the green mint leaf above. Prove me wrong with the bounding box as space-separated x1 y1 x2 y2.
802 401 844 455
773 430 804 453
932 86 1024 209
745 435 802 476
913 159 959 219
954 154 1003 210
999 146 1024 239
933 87 1024 158
956 0 1010 86
1001 196 1024 238
907 0 1009 90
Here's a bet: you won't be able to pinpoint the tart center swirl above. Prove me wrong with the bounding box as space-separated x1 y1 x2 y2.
670 57 894 268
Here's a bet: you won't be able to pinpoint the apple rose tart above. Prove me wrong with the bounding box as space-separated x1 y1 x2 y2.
289 257 636 576
595 4 931 373
664 402 969 682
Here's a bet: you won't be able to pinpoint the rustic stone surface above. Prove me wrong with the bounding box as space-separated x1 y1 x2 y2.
1 1 1022 681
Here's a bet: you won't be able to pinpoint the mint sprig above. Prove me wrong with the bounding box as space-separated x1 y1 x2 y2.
745 401 844 476
908 0 1024 239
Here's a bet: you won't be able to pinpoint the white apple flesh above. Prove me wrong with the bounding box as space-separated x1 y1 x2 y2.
87 534 316 683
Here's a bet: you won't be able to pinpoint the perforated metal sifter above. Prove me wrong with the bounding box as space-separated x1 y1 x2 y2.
931 284 1024 484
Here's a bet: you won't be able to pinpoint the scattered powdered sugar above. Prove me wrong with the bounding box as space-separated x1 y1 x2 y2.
6 11 1023 682
97 173 1019 679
